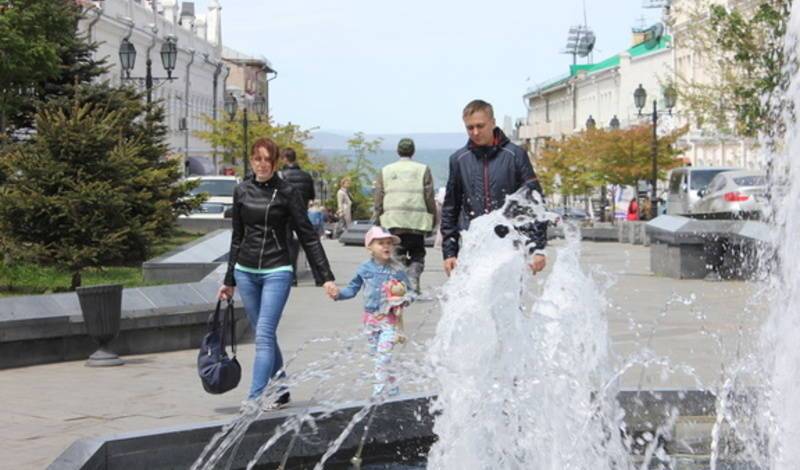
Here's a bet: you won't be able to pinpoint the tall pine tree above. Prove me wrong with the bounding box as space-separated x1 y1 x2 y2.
0 84 202 289
0 0 105 136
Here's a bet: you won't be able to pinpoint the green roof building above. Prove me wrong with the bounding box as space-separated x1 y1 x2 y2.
520 33 674 155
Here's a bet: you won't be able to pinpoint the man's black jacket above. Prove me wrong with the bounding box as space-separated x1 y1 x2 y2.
440 128 547 260
280 163 315 207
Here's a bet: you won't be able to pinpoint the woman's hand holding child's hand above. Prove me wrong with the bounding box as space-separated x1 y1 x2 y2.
323 281 339 299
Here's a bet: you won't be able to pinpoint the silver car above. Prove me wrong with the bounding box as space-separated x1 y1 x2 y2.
666 167 740 215
691 170 766 216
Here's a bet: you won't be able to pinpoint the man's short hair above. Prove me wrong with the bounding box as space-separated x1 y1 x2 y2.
280 147 297 163
463 100 494 120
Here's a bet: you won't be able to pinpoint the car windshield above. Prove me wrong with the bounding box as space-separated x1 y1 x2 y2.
193 203 226 214
190 179 236 197
733 175 766 187
690 170 730 190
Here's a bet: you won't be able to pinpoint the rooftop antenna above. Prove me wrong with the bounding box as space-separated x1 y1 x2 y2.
562 0 596 65
643 0 672 19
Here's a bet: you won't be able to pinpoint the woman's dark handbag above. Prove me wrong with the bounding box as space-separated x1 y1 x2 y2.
197 299 241 394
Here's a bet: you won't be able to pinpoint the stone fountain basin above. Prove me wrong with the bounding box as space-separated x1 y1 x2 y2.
49 390 725 469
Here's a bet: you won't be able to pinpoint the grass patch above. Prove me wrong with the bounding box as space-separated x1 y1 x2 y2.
0 229 205 297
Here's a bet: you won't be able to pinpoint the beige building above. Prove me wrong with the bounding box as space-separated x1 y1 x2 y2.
521 0 762 170
222 46 276 116
521 31 673 156
669 0 761 169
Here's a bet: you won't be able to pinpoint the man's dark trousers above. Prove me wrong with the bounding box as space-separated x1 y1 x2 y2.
392 232 426 293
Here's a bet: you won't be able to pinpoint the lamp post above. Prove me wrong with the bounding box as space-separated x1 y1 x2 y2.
225 93 267 178
119 35 178 104
634 83 677 219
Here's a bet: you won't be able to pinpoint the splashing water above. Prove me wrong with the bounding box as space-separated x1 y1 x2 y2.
708 4 800 468
757 3 800 468
426 190 633 469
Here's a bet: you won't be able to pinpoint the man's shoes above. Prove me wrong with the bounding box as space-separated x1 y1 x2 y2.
291 279 298 287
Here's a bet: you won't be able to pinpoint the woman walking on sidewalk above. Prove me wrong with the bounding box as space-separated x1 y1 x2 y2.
217 138 338 408
336 177 353 233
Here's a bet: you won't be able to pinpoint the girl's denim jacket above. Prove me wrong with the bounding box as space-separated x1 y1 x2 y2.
335 259 409 313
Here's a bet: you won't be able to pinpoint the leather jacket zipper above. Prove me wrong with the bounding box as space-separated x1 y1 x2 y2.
258 188 278 269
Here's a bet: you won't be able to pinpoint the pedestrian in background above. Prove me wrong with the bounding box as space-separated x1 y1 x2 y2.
440 99 548 276
307 200 325 238
626 198 640 221
278 148 315 287
373 138 436 294
217 138 337 409
336 177 353 233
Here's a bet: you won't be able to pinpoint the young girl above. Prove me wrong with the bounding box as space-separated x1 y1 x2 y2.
328 226 411 397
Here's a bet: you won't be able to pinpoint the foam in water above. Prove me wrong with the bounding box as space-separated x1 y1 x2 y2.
426 191 633 469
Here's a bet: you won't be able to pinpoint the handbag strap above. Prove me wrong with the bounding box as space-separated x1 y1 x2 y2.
210 299 236 356
210 299 223 330
226 299 237 355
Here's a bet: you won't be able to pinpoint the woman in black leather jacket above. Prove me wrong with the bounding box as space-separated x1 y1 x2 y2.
217 138 337 407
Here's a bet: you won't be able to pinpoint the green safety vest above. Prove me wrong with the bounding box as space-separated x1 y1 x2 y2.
380 159 434 232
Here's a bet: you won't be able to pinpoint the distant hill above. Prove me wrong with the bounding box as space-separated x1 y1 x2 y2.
313 148 452 189
309 131 466 151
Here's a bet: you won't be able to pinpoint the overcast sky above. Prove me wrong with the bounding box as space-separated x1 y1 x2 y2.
194 0 662 134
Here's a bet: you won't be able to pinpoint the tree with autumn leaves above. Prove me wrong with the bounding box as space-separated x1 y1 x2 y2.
535 124 688 216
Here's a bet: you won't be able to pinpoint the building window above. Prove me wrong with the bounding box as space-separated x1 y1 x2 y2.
545 99 550 123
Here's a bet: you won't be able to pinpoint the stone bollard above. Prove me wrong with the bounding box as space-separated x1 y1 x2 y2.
639 223 651 247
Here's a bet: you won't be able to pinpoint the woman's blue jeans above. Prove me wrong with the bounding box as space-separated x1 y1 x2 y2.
234 269 293 400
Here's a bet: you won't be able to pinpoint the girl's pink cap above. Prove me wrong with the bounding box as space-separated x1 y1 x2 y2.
365 226 400 247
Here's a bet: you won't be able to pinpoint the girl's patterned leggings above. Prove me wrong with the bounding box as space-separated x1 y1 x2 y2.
364 321 399 397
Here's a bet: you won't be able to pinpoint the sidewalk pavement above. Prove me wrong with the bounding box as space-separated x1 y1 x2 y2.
0 238 763 469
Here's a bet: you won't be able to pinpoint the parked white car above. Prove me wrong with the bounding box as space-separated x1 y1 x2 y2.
691 170 767 217
181 176 239 219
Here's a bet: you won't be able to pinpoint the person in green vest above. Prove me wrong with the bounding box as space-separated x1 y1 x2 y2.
372 138 436 294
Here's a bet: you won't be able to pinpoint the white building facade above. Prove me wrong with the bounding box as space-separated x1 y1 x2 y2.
521 33 674 156
78 0 228 163
669 0 761 169
521 5 762 171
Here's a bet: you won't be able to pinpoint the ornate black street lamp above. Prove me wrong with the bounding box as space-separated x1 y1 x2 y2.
634 83 677 219
225 93 267 178
118 39 136 76
119 35 178 104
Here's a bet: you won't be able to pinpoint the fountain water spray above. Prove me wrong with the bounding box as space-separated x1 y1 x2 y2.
755 3 800 468
427 190 634 469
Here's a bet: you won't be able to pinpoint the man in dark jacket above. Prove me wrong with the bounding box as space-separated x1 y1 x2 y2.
279 148 319 286
280 148 315 207
440 99 547 276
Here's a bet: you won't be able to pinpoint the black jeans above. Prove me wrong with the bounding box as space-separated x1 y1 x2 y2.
392 232 426 267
